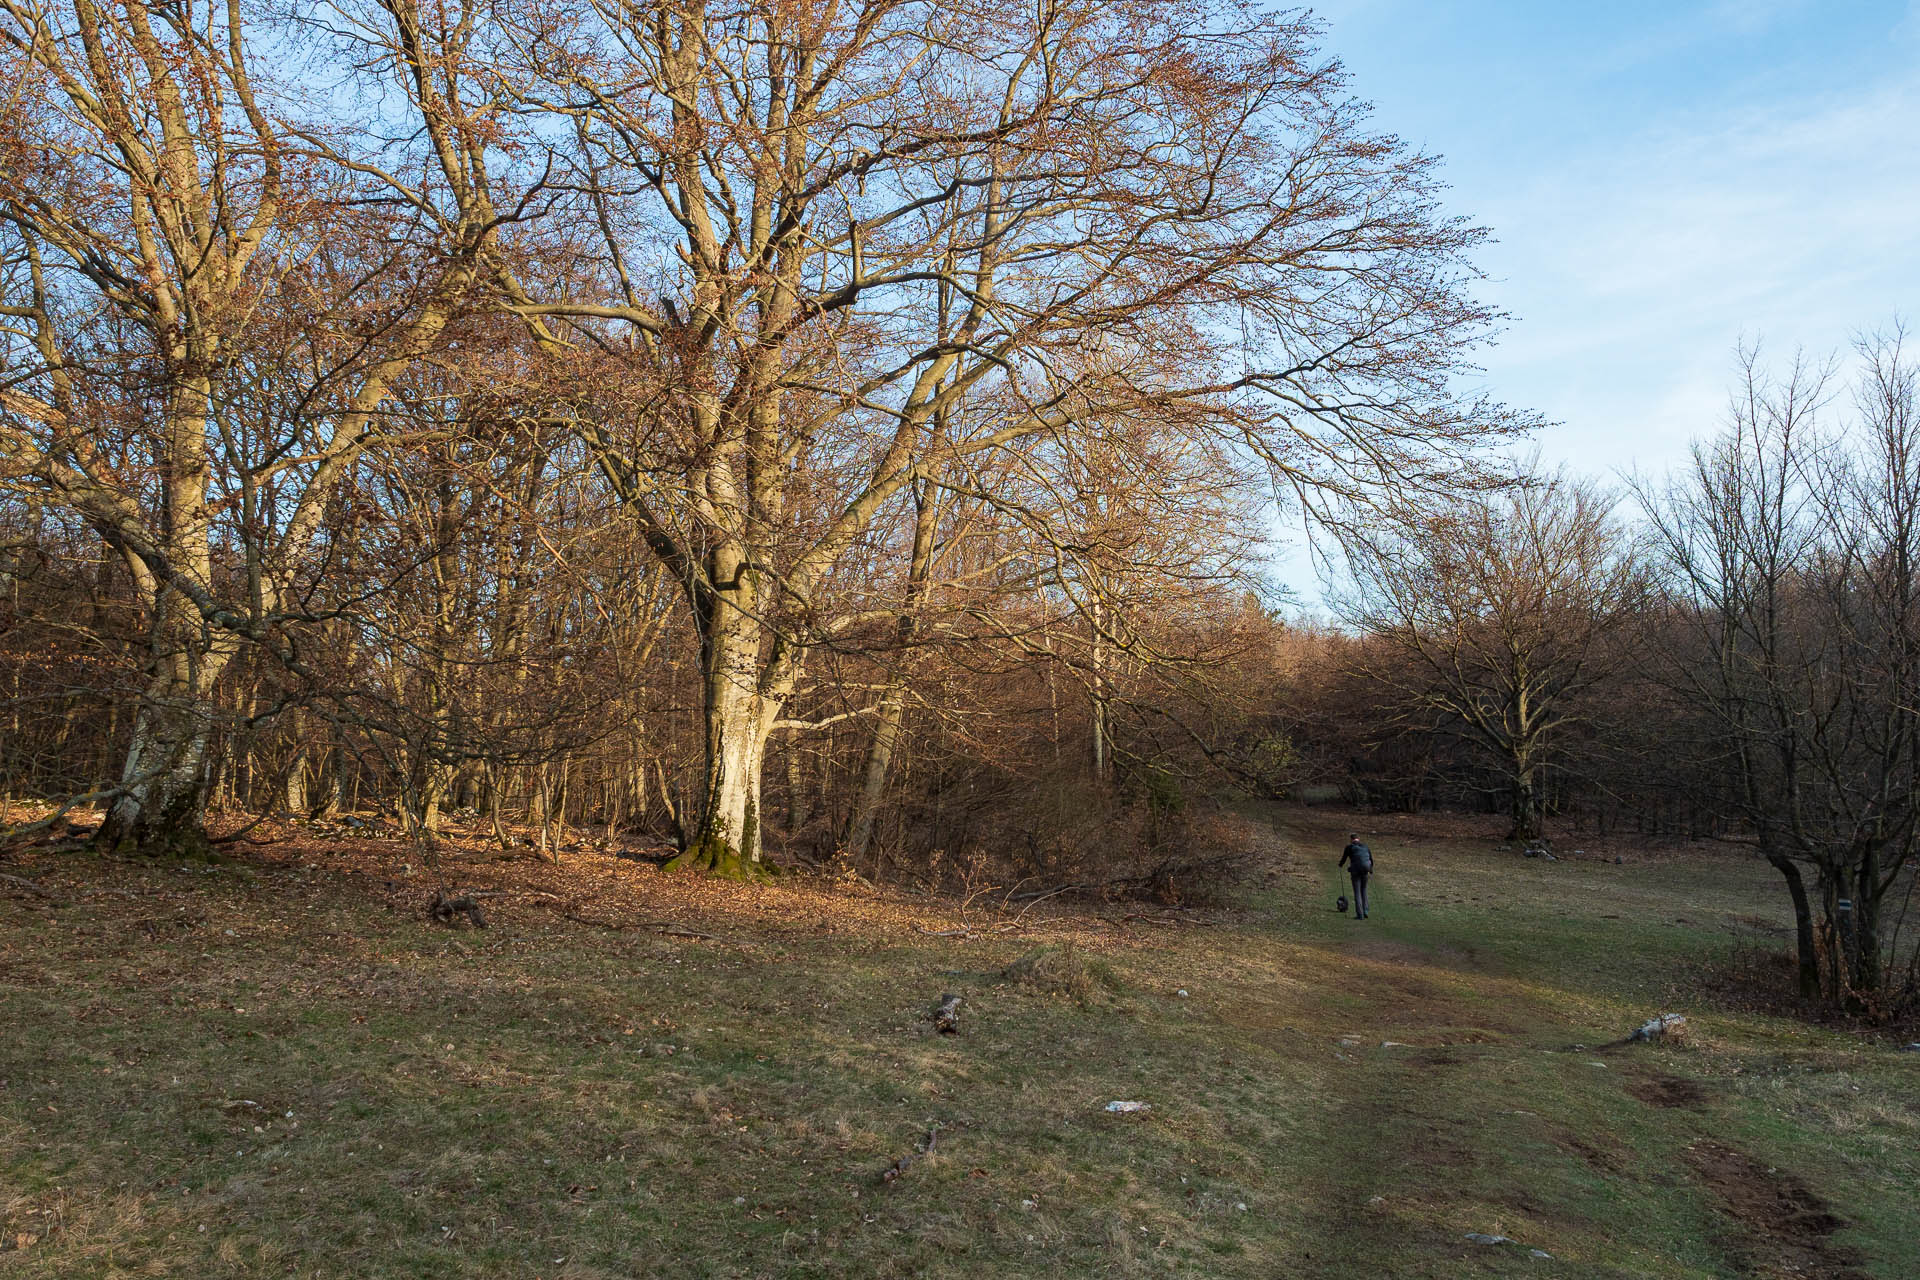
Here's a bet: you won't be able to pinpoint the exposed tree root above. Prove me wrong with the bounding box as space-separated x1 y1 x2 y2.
663 834 775 883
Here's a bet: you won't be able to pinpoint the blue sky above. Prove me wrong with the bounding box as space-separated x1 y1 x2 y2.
1277 0 1920 597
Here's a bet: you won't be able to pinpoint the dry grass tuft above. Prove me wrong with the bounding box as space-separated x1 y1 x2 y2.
999 943 1119 1002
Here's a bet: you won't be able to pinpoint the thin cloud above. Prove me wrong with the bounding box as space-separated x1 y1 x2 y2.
1480 67 1920 473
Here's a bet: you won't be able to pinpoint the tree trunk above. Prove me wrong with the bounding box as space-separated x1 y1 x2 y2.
667 602 780 880
1767 851 1820 1001
1852 844 1882 996
1506 761 1542 842
402 751 450 837
1089 600 1112 786
785 745 811 835
546 757 571 852
282 708 308 814
207 733 231 814
653 759 685 851
845 683 906 862
285 749 309 815
1090 672 1111 785
97 666 219 857
311 723 346 819
96 575 239 857
845 481 941 861
421 773 446 836
431 754 455 833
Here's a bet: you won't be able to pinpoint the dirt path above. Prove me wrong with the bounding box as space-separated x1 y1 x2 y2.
1241 870 1878 1278
1683 1140 1872 1280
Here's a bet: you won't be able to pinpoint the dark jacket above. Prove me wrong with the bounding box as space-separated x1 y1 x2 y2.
1339 841 1373 874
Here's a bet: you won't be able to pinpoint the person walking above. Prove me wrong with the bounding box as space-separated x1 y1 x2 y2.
1339 833 1374 920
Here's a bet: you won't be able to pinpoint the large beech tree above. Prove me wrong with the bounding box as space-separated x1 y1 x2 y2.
0 0 495 853
339 0 1527 875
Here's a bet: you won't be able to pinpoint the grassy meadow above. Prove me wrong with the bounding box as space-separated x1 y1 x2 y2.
1 807 1914 1278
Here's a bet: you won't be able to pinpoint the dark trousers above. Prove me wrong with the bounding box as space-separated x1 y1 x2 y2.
1349 870 1370 919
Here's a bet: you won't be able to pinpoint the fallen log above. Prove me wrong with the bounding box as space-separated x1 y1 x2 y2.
426 890 488 928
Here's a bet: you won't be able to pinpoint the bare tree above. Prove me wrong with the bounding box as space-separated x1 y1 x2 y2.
1337 472 1644 840
1644 337 1920 1010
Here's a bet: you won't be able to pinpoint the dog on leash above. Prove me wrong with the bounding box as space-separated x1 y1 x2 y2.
1336 894 1349 914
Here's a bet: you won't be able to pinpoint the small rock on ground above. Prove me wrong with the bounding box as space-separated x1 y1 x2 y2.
1628 1012 1687 1042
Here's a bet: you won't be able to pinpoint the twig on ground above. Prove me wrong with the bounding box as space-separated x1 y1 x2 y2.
567 911 727 942
1119 911 1211 927
562 911 628 930
1008 883 1086 903
0 872 63 902
651 923 719 941
209 812 277 846
881 1124 943 1184
1007 883 1085 927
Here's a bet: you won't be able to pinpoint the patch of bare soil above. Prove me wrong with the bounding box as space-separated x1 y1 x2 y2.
1411 1045 1463 1067
1338 1099 1473 1171
1553 1128 1628 1175
1346 938 1443 966
1345 937 1493 982
1626 1073 1711 1111
1683 1140 1872 1280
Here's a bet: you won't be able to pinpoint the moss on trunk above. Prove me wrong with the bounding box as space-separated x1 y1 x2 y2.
664 831 774 883
96 789 214 860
